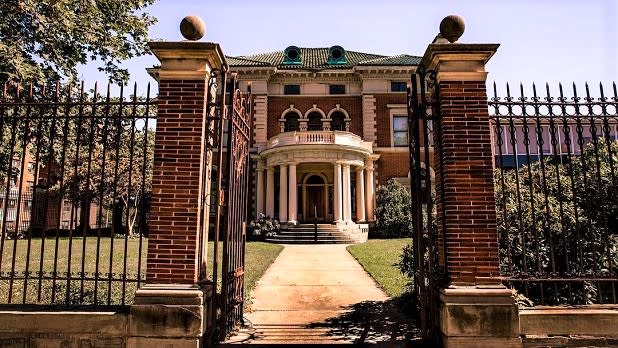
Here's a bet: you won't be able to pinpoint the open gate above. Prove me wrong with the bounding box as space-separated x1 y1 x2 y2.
407 65 445 344
203 69 251 342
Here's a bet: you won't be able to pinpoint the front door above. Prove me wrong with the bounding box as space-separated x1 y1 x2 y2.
306 187 324 222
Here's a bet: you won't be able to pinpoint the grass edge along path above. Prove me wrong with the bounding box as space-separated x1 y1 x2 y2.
0 239 283 306
347 238 411 298
243 242 284 304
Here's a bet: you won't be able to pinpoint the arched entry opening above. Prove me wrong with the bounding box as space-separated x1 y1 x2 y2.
302 173 329 222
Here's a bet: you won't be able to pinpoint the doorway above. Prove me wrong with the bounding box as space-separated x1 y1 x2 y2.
303 174 328 223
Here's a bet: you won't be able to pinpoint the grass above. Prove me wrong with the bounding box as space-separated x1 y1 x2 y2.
204 241 283 303
0 238 283 306
347 238 411 298
0 236 147 305
242 242 283 300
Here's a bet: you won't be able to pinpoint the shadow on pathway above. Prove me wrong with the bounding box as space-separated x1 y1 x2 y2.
307 296 422 346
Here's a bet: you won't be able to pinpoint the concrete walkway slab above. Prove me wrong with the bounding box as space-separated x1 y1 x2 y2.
223 244 419 345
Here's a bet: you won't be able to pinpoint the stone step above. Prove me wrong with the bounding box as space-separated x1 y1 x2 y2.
265 238 354 244
277 231 344 235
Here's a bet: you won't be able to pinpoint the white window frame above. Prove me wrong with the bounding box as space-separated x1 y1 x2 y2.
390 109 408 147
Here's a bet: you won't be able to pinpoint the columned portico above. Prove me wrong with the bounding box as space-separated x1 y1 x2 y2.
288 163 297 224
257 131 378 231
256 162 265 216
266 167 275 217
333 163 343 222
342 164 352 223
279 164 288 222
355 167 366 222
365 158 376 221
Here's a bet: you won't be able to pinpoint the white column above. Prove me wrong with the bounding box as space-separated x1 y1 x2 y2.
355 167 366 222
256 165 265 216
333 163 342 222
342 164 352 223
365 164 375 221
266 167 275 218
279 164 288 223
288 163 297 224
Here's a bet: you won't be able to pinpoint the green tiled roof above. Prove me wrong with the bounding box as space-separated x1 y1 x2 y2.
227 47 420 70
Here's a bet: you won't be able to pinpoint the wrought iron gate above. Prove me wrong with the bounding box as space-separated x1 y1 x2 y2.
204 70 251 341
407 66 445 343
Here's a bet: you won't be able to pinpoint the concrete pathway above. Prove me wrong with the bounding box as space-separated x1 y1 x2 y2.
224 244 419 345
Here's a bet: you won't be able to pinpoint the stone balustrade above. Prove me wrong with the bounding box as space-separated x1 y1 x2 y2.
267 131 371 151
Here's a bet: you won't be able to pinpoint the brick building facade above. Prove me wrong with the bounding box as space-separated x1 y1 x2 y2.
228 46 420 238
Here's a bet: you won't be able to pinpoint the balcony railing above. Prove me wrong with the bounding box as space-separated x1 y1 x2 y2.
266 131 372 151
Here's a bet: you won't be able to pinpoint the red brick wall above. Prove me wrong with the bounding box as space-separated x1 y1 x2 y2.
374 93 408 148
267 96 363 139
375 152 408 185
435 80 500 286
146 79 206 284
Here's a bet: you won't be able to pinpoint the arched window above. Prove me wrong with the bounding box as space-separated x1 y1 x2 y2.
284 112 300 132
330 111 345 131
307 112 322 131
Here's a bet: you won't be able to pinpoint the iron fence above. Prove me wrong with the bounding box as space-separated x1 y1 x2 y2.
489 82 618 305
0 82 155 306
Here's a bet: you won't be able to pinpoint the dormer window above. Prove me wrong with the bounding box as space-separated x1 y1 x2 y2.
283 46 302 65
327 46 347 65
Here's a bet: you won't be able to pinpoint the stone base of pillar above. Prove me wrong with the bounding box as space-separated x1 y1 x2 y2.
287 220 297 226
438 286 521 348
130 284 207 347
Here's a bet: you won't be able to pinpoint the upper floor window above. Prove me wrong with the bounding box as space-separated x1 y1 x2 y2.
284 84 301 95
393 115 408 147
330 112 345 131
307 112 323 131
329 84 346 95
391 81 407 92
284 112 300 132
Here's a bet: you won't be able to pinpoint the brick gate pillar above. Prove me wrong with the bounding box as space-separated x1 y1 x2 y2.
129 17 226 347
422 17 520 348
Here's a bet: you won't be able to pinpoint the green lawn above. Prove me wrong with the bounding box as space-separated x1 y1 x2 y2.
347 238 411 298
0 238 282 306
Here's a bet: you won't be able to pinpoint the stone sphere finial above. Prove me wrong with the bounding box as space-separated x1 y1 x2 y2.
180 15 206 41
439 15 465 43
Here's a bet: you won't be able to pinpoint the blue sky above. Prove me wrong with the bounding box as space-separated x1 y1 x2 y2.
80 0 617 96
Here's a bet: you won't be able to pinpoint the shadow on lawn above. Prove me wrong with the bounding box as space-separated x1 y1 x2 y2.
307 293 424 346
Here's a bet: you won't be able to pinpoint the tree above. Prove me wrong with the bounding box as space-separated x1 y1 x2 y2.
374 179 413 238
0 0 157 84
495 140 618 305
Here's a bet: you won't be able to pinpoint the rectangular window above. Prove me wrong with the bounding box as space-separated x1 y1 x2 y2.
284 84 300 95
391 81 407 92
393 115 408 147
329 84 346 94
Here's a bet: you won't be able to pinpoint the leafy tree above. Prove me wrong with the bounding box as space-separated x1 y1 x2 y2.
496 140 618 305
42 96 155 236
0 85 155 236
0 0 157 84
374 179 413 238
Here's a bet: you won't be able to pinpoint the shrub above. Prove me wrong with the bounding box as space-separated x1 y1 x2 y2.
496 140 618 305
247 214 280 241
374 179 413 238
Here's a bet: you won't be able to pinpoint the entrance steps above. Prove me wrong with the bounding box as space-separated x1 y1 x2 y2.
265 224 358 244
